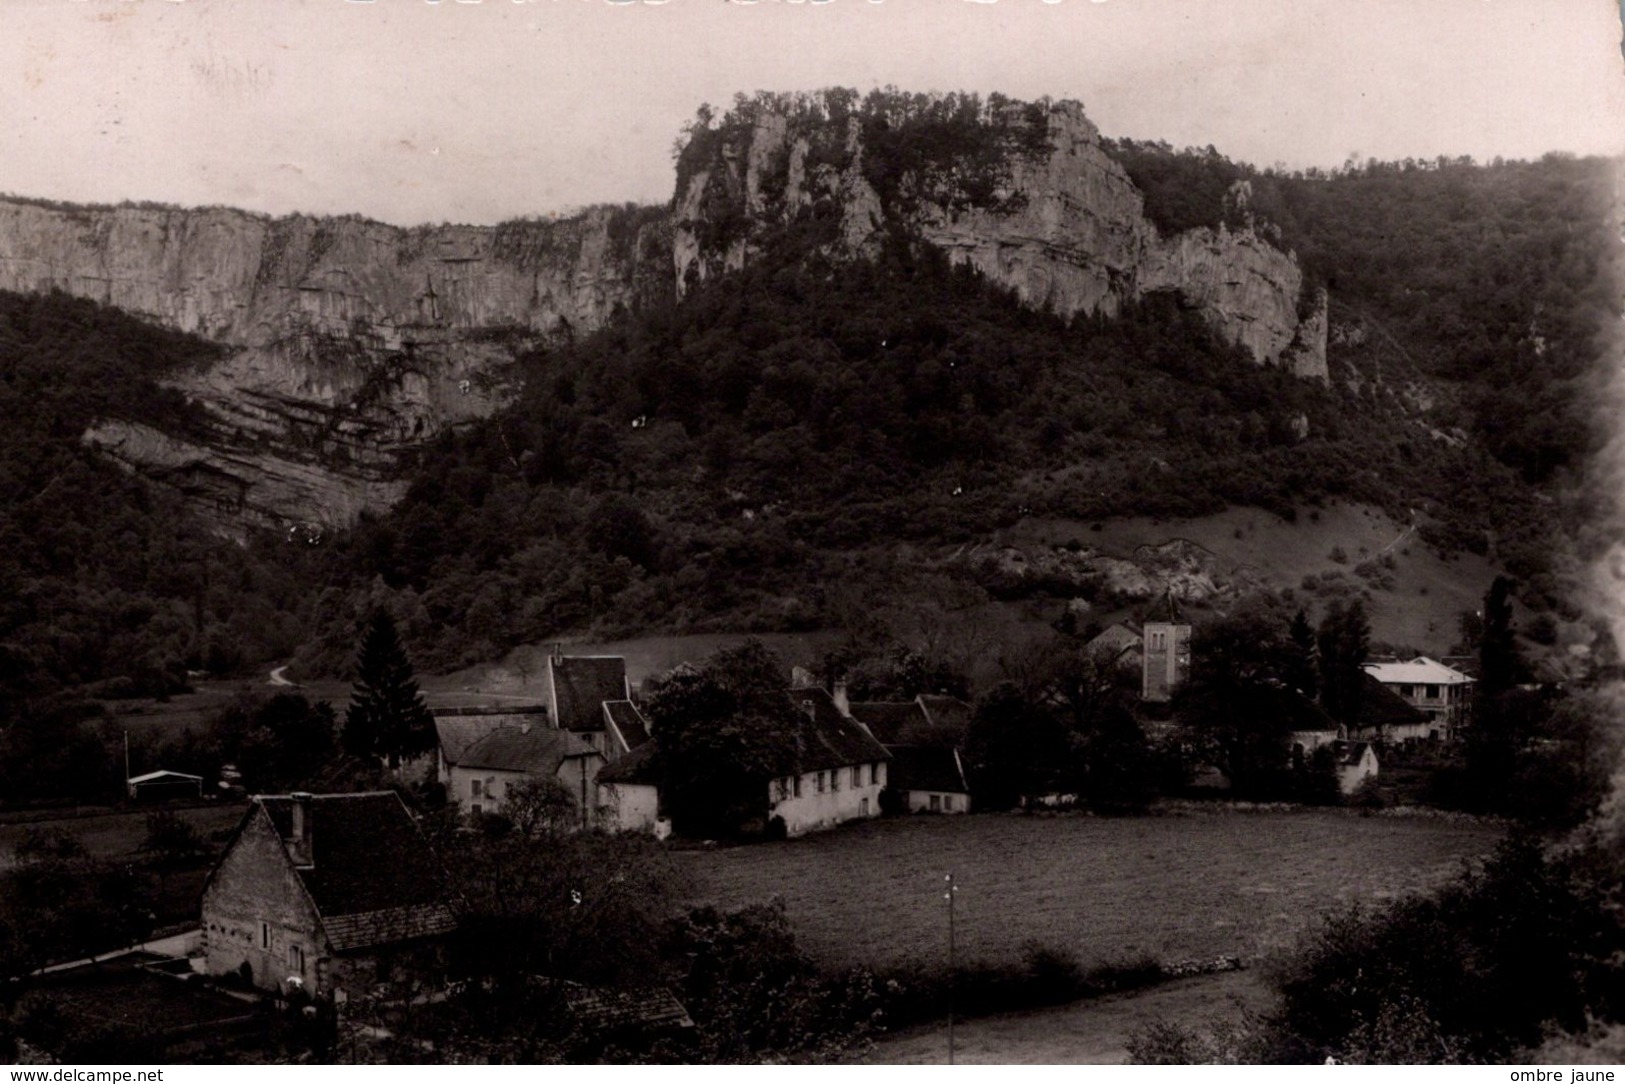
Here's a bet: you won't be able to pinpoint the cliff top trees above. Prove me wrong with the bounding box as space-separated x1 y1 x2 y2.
342 610 435 770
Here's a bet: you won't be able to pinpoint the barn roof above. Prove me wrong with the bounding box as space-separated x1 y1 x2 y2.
916 694 973 734
602 700 651 753
456 726 597 776
1354 673 1432 731
792 687 892 772
434 716 511 767
844 701 928 744
550 656 631 731
596 740 660 786
848 695 971 748
255 792 456 953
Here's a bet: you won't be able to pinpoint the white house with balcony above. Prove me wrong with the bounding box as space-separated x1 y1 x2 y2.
1362 656 1474 741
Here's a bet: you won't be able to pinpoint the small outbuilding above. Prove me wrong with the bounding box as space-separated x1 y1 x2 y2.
126 769 204 801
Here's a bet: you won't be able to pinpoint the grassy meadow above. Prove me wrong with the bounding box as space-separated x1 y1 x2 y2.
678 807 1504 971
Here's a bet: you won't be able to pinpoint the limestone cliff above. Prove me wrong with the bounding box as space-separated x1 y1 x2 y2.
0 198 670 530
0 91 1329 533
671 93 1327 373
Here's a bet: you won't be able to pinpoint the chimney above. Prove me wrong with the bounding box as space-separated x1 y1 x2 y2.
287 792 314 868
552 642 563 663
832 679 850 717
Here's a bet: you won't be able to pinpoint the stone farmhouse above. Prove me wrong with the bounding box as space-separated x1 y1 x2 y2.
442 722 603 825
200 791 457 999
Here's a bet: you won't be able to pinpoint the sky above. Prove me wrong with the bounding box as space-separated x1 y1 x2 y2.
0 0 1622 226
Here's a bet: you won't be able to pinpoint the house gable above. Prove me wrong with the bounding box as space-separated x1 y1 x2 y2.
201 804 325 991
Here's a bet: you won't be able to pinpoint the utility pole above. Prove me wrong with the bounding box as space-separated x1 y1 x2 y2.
945 871 957 1065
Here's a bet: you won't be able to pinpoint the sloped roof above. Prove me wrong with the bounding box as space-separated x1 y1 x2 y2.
602 700 651 753
256 792 456 953
457 726 598 775
541 980 693 1039
849 695 971 748
1353 672 1432 731
434 716 511 767
1260 683 1338 732
845 701 929 745
917 694 973 734
1363 656 1474 686
432 704 549 718
1085 623 1143 660
792 687 892 772
887 745 969 795
127 770 203 785
550 656 630 731
596 740 660 786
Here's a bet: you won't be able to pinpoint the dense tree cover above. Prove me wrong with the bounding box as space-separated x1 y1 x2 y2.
960 637 1166 813
0 290 314 712
310 221 1531 672
641 640 813 838
1104 143 1620 493
0 830 155 978
1131 837 1625 1063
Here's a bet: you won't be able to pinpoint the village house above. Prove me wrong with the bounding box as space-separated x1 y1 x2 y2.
1266 683 1381 797
200 792 457 999
844 690 974 813
1346 672 1437 745
543 652 635 758
1083 621 1144 672
599 686 891 838
883 745 972 813
1363 656 1474 740
441 723 605 825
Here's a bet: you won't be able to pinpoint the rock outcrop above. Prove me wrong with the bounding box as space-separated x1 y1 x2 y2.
672 94 1327 372
0 91 1328 533
0 198 669 530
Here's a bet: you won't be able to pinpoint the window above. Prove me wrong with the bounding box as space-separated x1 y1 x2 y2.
260 922 270 949
471 803 483 815
1426 684 1440 699
851 766 861 788
831 769 839 792
817 772 826 794
944 795 955 812
471 779 484 798
860 798 869 816
289 944 304 973
793 774 802 798
930 794 941 811
870 763 879 785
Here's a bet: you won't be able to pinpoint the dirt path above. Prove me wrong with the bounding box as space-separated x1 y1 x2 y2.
857 970 1272 1064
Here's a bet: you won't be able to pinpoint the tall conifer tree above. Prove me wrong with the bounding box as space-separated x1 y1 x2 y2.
343 610 435 769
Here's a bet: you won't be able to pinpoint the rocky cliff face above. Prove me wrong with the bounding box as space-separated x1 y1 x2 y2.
1 92 1328 533
0 198 670 530
672 94 1327 373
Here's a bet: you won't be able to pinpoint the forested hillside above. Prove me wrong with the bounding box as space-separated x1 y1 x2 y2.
1104 143 1619 486
303 225 1542 673
0 134 1614 697
0 291 312 718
